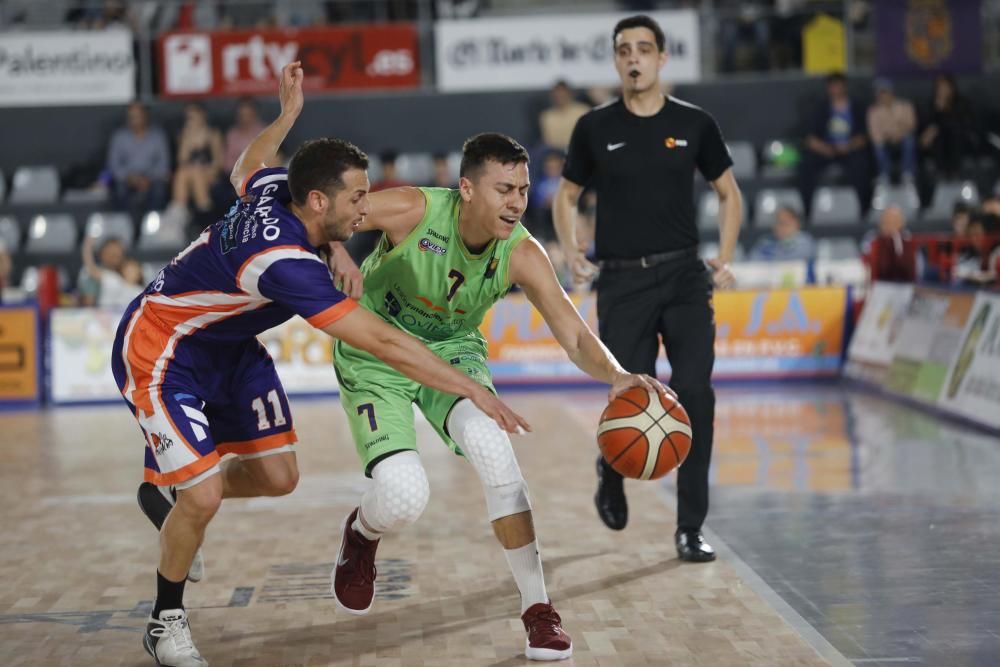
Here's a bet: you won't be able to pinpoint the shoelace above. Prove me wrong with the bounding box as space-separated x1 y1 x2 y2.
151 616 195 654
528 607 563 635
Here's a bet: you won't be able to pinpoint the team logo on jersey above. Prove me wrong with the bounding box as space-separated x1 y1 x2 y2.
384 291 402 317
150 432 174 456
664 137 688 149
419 238 447 255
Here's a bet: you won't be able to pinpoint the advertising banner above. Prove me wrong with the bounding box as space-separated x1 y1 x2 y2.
938 291 1000 428
160 24 419 97
0 306 40 405
481 287 846 382
844 281 914 383
883 287 974 403
875 0 982 76
49 309 338 404
435 10 699 92
0 29 135 107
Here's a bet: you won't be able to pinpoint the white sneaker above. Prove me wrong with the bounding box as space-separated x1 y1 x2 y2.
137 482 205 583
143 608 208 667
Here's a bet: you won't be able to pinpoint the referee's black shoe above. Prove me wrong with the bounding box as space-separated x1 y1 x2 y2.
675 529 716 562
594 456 628 530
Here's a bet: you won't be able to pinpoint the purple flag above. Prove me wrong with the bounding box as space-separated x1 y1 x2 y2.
876 0 982 76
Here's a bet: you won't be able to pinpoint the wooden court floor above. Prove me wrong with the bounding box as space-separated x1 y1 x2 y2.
0 391 828 666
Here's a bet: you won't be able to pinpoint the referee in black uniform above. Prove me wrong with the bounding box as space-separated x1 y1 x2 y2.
553 15 742 562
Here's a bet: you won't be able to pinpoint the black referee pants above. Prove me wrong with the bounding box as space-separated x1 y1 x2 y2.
595 254 716 532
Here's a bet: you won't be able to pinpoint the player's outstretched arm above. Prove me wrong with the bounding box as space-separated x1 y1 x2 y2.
230 61 304 194
323 308 531 434
511 239 670 401
348 186 426 238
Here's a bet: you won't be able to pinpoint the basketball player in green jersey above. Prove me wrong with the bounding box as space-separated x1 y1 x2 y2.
329 133 669 660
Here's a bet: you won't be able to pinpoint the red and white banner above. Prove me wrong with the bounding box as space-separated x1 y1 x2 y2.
159 25 420 97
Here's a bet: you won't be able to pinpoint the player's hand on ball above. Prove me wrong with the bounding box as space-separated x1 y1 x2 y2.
609 372 674 402
327 242 364 299
706 258 736 290
279 61 304 120
470 388 532 435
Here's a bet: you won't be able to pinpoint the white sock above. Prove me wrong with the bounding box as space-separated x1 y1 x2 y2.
352 506 381 541
504 541 548 614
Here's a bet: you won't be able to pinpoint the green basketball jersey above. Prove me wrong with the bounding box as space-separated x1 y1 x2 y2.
355 187 530 343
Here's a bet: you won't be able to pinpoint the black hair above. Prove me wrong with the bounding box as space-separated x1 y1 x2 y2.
379 150 399 165
460 133 529 180
952 201 971 216
777 205 801 219
287 138 369 206
826 72 847 86
613 15 665 52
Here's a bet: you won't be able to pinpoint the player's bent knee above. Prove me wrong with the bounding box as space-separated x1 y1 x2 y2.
369 451 430 531
176 478 223 524
484 479 532 522
263 465 299 496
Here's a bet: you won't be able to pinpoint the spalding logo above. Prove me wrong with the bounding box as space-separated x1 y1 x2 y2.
419 238 447 255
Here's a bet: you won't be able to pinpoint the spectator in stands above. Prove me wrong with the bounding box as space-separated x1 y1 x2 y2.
982 194 1000 223
527 150 565 241
108 102 170 215
371 151 408 192
919 74 976 179
431 153 454 188
798 72 871 218
169 103 224 218
867 78 917 186
223 99 267 174
951 201 972 240
79 236 142 307
952 214 998 286
719 4 771 72
868 205 917 282
749 205 815 261
539 81 590 151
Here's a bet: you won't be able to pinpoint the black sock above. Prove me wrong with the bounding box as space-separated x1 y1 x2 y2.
153 570 186 617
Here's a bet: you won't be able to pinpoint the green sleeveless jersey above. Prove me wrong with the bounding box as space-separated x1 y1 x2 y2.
356 187 530 343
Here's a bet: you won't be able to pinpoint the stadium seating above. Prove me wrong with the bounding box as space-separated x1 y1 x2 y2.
922 181 980 223
0 216 20 251
753 188 804 228
395 153 434 184
24 214 77 254
0 170 6 203
697 190 750 230
85 212 135 250
868 183 920 223
816 237 861 260
136 211 187 252
9 166 60 204
811 187 862 228
727 142 757 180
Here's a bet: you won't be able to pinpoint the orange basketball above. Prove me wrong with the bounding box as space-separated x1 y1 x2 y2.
597 386 692 480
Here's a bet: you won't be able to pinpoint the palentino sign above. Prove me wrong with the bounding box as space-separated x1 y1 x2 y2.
159 25 419 97
435 11 700 92
0 29 135 106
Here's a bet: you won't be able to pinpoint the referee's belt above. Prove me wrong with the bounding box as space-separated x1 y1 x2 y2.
597 247 698 270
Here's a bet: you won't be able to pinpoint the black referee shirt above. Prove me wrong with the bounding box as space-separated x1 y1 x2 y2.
563 96 733 260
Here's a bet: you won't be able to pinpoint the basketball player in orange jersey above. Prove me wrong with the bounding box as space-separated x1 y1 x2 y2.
326 133 673 660
554 15 742 562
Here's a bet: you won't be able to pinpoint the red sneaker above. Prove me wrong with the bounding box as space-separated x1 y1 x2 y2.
330 507 379 615
522 602 573 661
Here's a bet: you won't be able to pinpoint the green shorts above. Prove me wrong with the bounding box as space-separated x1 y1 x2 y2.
333 334 495 475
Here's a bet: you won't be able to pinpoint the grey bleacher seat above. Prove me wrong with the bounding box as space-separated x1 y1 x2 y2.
446 152 463 184
0 216 21 251
9 166 60 204
727 142 756 179
137 211 187 252
395 153 434 185
24 214 77 254
753 188 804 228
816 237 860 260
85 212 135 250
923 181 979 223
868 183 920 223
760 139 796 179
811 187 861 227
697 190 750 230
0 169 6 203
17 265 70 294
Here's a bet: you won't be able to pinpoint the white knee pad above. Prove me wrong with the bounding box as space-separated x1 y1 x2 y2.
447 399 532 521
360 450 429 533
